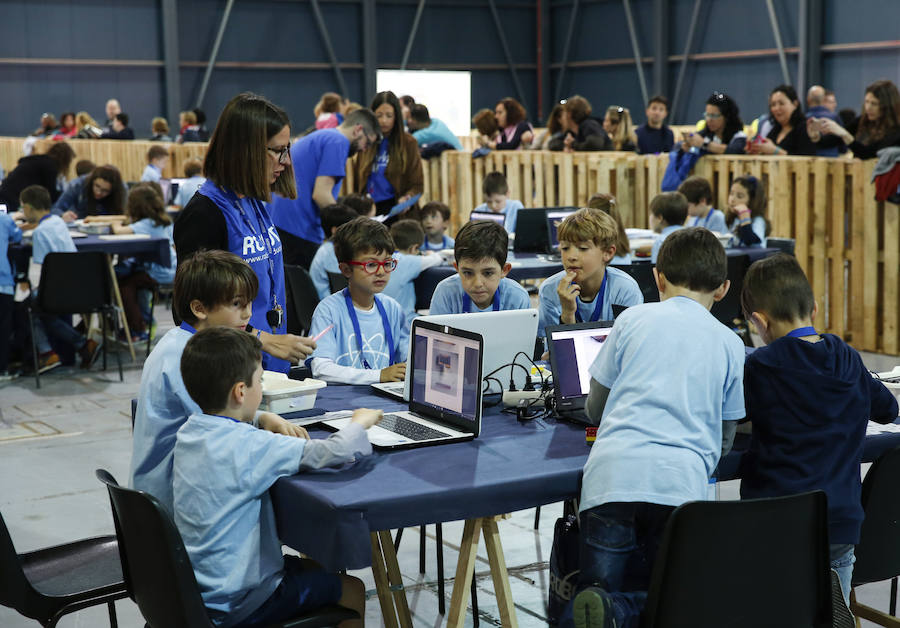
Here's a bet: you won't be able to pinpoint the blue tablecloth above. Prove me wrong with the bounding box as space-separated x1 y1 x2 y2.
271 384 900 571
73 234 171 267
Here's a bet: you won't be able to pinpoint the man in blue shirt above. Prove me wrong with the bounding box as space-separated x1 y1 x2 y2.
269 109 381 269
406 104 463 151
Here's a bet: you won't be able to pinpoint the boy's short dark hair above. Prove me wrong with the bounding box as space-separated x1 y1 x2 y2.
20 185 51 211
677 176 713 205
183 157 203 178
390 219 425 250
408 104 431 125
741 253 815 322
321 203 359 235
115 113 129 126
483 172 508 197
420 201 450 221
147 145 169 162
454 220 508 267
181 327 262 414
338 193 375 216
333 217 394 264
174 250 259 325
650 192 688 226
75 159 96 177
656 227 727 292
647 95 669 109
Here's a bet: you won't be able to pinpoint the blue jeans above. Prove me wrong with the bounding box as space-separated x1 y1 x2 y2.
831 543 855 606
564 502 675 628
34 314 86 355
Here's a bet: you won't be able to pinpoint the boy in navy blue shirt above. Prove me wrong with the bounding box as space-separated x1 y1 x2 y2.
634 96 674 155
738 254 899 604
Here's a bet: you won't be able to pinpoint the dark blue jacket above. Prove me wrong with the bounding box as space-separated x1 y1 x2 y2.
635 124 674 154
739 334 898 544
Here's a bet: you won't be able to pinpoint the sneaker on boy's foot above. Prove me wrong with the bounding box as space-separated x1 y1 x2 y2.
0 370 20 382
573 587 617 628
38 352 62 374
79 339 102 369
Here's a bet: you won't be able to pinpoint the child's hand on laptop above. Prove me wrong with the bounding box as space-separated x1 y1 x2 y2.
351 408 384 429
258 412 310 439
380 362 407 383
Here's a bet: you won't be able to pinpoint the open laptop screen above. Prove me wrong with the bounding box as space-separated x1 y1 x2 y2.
546 209 577 252
469 211 506 227
410 324 482 427
548 324 613 402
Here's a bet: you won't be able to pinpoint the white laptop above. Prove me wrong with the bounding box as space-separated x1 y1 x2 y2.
324 320 483 450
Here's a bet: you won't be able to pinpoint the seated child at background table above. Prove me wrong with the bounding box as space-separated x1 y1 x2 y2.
538 209 642 337
649 191 688 264
309 203 362 300
586 193 631 266
174 327 375 628
471 171 523 234
110 183 178 340
338 192 376 218
52 164 126 222
0 207 22 380
171 157 206 209
382 219 442 326
131 250 306 515
429 220 530 315
725 174 769 248
419 201 455 251
678 175 726 233
141 145 169 183
569 227 744 628
308 217 409 385
738 253 899 604
20 185 100 373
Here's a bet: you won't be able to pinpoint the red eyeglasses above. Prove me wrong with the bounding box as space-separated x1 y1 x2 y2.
345 259 398 274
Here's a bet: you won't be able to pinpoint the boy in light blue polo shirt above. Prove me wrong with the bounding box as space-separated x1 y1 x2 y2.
173 326 374 627
140 145 169 183
430 220 530 315
407 104 463 150
471 171 523 234
171 157 205 208
0 209 22 379
420 201 455 251
308 217 409 384
649 191 688 264
538 209 642 337
569 227 745 628
309 204 360 300
678 176 727 233
383 219 442 326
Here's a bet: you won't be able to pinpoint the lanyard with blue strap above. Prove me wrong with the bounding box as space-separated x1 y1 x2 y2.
223 187 282 330
38 214 53 225
342 288 394 369
462 290 500 313
693 208 714 227
179 321 197 335
785 326 817 338
211 414 241 423
574 271 608 323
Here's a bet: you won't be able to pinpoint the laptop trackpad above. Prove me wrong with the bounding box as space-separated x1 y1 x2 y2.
322 415 415 447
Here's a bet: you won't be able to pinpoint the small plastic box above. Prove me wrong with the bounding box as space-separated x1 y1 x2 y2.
260 371 326 414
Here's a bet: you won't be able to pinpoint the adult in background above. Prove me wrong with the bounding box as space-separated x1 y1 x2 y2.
531 103 565 150
52 112 78 140
825 90 838 113
192 108 210 141
681 92 747 154
0 142 75 210
269 108 380 268
805 85 843 157
746 85 818 156
174 92 315 373
351 91 424 217
400 95 416 128
30 113 59 138
104 99 121 130
406 104 462 150
553 95 610 152
602 106 636 151
75 111 104 138
101 113 135 140
149 117 172 142
482 97 533 150
808 79 900 160
634 96 675 154
52 165 126 221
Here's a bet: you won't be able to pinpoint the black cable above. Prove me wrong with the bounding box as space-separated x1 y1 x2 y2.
513 350 545 390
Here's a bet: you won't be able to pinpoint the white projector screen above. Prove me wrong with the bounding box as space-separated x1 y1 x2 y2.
376 70 472 137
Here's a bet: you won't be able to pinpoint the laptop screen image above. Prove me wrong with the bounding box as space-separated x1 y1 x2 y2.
469 211 506 227
548 324 613 403
410 324 482 427
546 209 577 252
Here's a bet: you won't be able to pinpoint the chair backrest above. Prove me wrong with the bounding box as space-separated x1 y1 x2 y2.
0 511 36 615
643 491 831 628
853 445 900 586
327 271 348 295
710 253 749 327
616 263 660 304
283 264 320 336
766 237 796 256
95 469 213 628
38 252 112 314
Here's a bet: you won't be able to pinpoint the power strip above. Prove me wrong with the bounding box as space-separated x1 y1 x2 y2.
502 390 543 408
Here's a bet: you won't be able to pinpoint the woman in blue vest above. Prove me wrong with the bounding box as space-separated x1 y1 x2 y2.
174 92 315 373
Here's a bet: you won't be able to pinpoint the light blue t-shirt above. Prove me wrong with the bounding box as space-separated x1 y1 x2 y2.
421 234 454 252
429 275 531 315
130 326 199 515
173 175 206 207
0 213 23 295
471 199 523 234
609 253 632 266
412 118 463 150
141 164 162 183
580 297 745 512
32 214 76 264
381 252 441 324
538 267 643 337
270 129 349 243
309 240 340 301
728 215 767 248
130 218 176 283
308 290 410 383
650 224 683 264
689 208 727 234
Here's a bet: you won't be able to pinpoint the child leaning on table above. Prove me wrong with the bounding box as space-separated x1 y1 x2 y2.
174 326 377 628
567 227 745 628
648 191 687 264
130 250 308 515
140 144 169 183
738 253 899 604
725 174 769 248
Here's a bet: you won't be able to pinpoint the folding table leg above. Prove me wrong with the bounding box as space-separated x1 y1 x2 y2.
369 532 399 628
447 518 481 628
482 517 518 628
378 529 412 628
104 254 135 361
419 524 426 573
436 522 445 615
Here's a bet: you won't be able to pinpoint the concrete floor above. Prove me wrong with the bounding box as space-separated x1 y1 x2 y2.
1 305 898 627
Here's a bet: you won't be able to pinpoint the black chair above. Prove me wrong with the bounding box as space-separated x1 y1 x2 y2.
327 271 348 295
27 252 123 388
643 491 832 628
766 237 796 255
617 262 660 304
850 445 900 626
710 253 752 345
95 469 358 628
0 508 127 627
283 264 320 337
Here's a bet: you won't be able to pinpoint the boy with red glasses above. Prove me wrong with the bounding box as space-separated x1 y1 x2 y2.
307 217 409 384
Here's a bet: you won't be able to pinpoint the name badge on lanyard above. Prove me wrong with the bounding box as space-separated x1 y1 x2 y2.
343 288 395 369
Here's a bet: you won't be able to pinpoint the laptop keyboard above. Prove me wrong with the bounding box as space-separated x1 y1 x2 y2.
380 414 451 441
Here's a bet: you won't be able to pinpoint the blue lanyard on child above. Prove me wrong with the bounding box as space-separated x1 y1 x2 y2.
179 321 197 335
785 326 817 338
211 414 241 424
574 271 608 323
693 208 714 227
462 290 500 313
342 288 394 369
38 214 53 225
